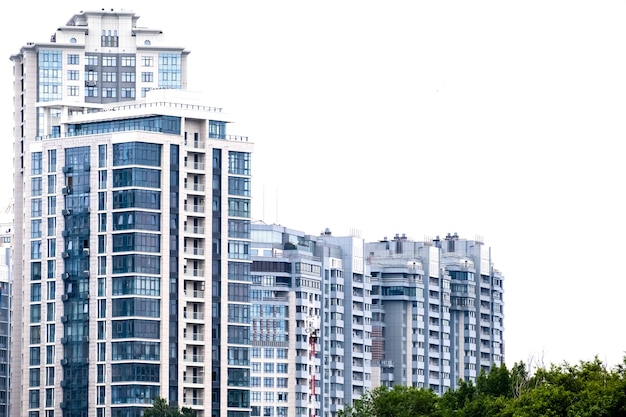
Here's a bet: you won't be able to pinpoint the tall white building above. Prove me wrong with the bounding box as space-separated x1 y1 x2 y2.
0 202 12 417
10 10 253 417
249 224 372 417
366 233 504 393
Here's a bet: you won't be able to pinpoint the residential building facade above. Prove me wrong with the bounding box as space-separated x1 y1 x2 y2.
0 203 12 417
250 224 372 417
366 233 504 393
10 9 252 417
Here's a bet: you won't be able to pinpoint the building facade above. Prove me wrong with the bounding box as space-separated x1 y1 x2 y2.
10 10 252 417
249 224 372 417
366 233 504 393
0 203 12 417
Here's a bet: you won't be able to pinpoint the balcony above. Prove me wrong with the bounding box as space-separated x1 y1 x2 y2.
185 161 206 171
182 397 204 407
184 183 206 193
183 353 205 363
184 333 205 343
184 289 205 300
186 311 205 321
183 247 205 257
184 225 205 235
184 139 206 150
183 375 205 385
184 204 205 214
183 269 206 281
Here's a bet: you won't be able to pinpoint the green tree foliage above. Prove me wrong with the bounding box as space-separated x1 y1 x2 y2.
341 357 626 417
143 397 196 417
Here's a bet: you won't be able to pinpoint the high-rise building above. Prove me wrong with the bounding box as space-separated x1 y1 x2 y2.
249 224 372 417
10 9 252 417
366 233 504 393
0 202 13 417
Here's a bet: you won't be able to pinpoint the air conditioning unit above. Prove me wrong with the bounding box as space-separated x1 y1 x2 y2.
62 209 72 216
62 166 72 174
61 294 69 301
61 316 68 323
60 359 68 366
62 272 70 280
62 252 70 258
83 248 90 256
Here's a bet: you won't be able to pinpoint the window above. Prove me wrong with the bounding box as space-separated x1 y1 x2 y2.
103 88 116 98
47 149 56 172
100 72 116 83
121 87 135 98
141 72 154 82
67 70 79 80
121 72 135 82
102 56 117 67
32 152 42 174
121 56 136 67
86 87 98 97
31 198 42 217
47 175 55 193
47 196 56 215
31 219 42 238
68 54 79 65
142 56 154 67
68 86 79 96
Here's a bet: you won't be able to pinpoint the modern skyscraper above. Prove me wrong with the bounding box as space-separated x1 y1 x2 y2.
249 224 372 417
0 202 12 417
366 233 504 393
10 9 252 417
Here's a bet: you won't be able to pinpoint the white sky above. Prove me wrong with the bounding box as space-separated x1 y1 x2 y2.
2 1 625 370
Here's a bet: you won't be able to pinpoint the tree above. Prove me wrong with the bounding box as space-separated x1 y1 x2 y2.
143 397 196 417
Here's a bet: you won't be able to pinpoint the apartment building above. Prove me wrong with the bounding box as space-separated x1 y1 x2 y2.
10 9 252 417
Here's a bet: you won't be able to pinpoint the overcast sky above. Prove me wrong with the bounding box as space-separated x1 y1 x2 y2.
2 0 625 370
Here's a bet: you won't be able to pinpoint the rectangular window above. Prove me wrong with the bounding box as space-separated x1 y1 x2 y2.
31 198 42 217
47 238 56 257
47 149 56 172
99 144 107 167
31 219 42 238
102 72 117 82
47 196 56 215
32 177 42 196
47 218 56 237
121 72 135 82
121 87 135 98
68 54 79 65
102 56 117 66
103 88 116 98
67 70 79 80
121 56 136 67
67 86 80 96
141 72 154 82
47 175 56 194
86 87 98 97
32 152 42 175
142 56 154 67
